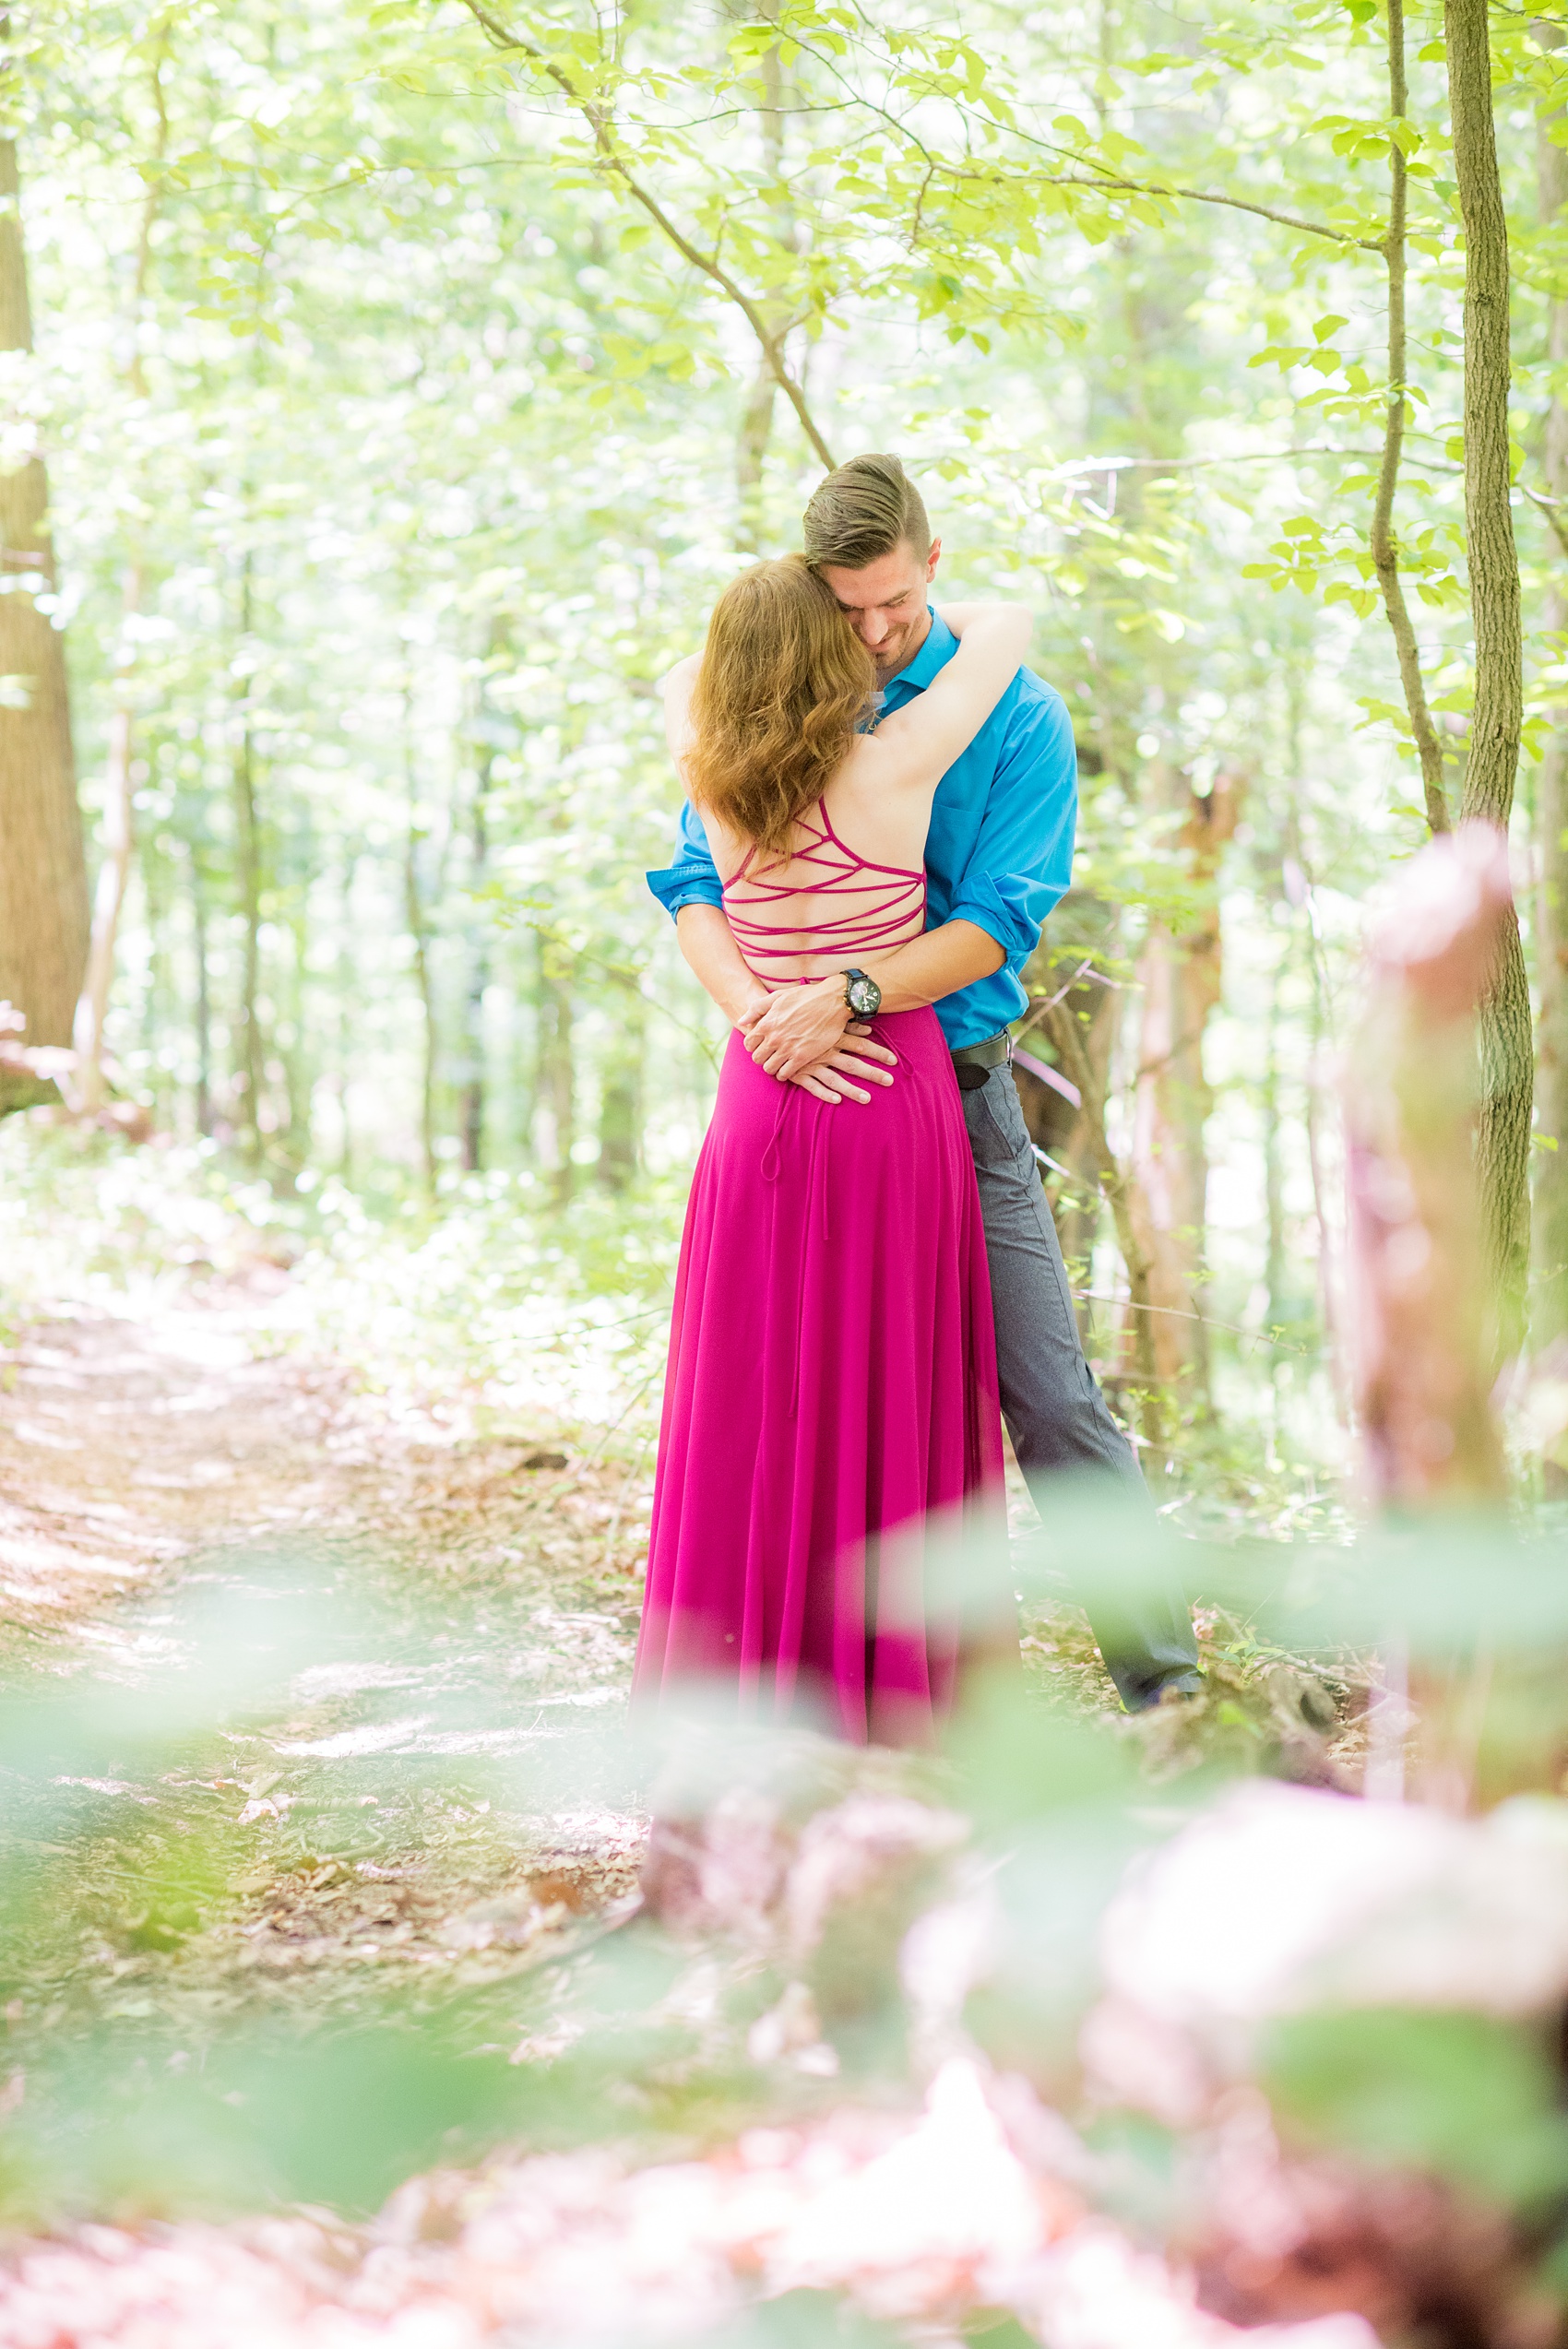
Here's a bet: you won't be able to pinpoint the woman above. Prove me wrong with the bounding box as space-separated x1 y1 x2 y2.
634 557 1032 1746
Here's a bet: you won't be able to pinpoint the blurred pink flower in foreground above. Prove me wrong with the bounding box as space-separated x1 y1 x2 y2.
0 2058 1377 2349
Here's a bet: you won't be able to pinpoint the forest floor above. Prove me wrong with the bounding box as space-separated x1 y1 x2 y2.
0 1273 1383 2349
0 1274 662 2091
0 1269 1329 2096
0 1268 1165 2085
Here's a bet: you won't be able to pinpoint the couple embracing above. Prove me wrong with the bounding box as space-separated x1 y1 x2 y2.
633 455 1198 1745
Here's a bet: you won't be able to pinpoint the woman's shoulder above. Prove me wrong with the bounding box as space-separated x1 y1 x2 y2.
821 749 930 870
691 804 755 885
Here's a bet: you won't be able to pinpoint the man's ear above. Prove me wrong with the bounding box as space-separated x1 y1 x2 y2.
924 538 942 583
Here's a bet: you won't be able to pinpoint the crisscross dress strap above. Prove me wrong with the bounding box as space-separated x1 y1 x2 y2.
721 801 926 989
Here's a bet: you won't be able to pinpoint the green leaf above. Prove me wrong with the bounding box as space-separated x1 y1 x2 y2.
1264 2011 1568 2208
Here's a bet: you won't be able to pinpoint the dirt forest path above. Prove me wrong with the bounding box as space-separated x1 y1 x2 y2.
0 1283 653 2171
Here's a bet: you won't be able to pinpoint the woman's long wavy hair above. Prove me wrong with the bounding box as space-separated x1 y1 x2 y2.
687 556 874 859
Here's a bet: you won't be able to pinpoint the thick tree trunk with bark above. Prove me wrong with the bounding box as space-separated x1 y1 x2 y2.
1534 44 1568 1347
1126 767 1243 1399
1446 0 1531 1353
0 137 88 1112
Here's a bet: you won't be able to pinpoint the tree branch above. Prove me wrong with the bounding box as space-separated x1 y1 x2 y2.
1031 172 1388 255
783 23 1385 255
1521 475 1568 560
459 0 837 469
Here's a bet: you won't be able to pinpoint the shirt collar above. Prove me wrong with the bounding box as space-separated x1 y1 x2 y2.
883 608 956 698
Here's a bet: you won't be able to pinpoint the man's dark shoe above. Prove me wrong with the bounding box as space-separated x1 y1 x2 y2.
1123 1672 1205 1716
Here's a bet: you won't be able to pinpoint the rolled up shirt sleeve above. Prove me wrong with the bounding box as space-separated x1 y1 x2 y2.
945 686 1077 977
647 800 723 919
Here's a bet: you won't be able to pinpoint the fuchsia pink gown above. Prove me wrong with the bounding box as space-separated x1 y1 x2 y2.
633 802 1009 1745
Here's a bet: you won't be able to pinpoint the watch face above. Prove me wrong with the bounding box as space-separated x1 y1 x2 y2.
848 975 880 1016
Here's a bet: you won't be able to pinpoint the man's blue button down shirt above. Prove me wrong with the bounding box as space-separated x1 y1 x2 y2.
644 610 1078 1051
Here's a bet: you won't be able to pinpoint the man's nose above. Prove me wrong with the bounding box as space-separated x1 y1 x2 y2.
857 608 891 646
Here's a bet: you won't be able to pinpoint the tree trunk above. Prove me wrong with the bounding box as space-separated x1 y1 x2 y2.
537 932 576 1205
1012 894 1121 1337
336 854 357 1178
282 897 310 1164
73 565 141 1109
232 552 265 1160
1534 38 1568 1352
597 993 645 1192
1446 0 1530 1354
0 136 88 1112
1346 825 1511 1504
1264 946 1288 1347
1281 678 1349 1420
1126 766 1243 1401
140 812 167 1127
72 60 163 1118
1372 0 1450 836
734 12 789 547
1042 994 1170 1473
190 844 212 1138
735 361 777 552
403 688 437 1196
459 747 491 1175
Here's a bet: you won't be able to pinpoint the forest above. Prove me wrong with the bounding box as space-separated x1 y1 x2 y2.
1 2 1567 2344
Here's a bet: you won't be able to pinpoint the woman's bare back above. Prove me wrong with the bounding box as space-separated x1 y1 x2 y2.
710 787 924 989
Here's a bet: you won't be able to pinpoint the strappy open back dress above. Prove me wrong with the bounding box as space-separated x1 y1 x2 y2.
633 801 1009 1746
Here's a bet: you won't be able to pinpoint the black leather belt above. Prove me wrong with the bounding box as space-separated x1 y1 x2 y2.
951 1029 1012 1092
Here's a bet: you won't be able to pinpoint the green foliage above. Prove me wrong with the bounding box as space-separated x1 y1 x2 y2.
1264 2009 1568 2208
8 0 1552 1493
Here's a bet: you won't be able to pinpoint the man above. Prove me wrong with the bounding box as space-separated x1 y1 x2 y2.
647 454 1200 1710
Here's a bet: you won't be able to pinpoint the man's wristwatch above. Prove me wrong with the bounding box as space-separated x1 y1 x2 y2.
841 967 882 1019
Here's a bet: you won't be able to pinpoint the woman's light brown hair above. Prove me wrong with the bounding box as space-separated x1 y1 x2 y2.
687 556 874 859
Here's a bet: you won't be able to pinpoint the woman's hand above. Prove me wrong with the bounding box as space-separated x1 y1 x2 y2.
785 1026 899 1106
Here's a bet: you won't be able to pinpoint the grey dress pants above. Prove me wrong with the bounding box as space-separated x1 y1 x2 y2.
958 1061 1202 1710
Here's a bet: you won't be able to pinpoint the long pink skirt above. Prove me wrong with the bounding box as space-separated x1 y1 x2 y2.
633 1006 1010 1746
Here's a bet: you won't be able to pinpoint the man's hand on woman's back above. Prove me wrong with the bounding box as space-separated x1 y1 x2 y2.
742 973 856 1083
777 1024 898 1106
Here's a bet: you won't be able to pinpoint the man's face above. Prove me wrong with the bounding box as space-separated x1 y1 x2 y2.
817 537 941 684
